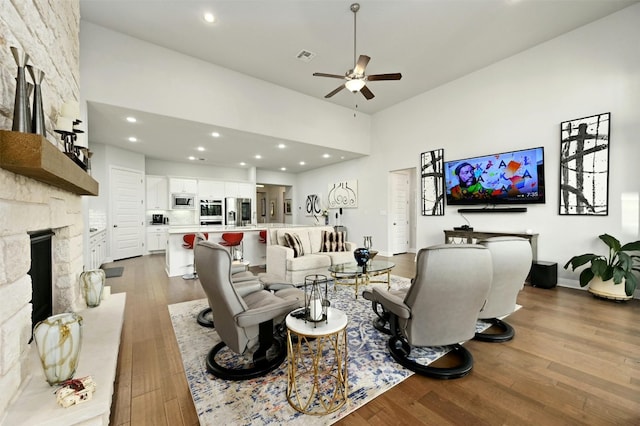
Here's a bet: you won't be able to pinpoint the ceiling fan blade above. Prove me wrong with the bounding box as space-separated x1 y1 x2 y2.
360 85 375 100
367 73 402 81
313 72 346 79
354 55 371 75
325 84 346 98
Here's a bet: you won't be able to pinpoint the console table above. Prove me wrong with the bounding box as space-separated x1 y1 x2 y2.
444 230 538 261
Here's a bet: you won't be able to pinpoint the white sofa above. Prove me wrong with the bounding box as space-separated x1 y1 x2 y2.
266 226 355 285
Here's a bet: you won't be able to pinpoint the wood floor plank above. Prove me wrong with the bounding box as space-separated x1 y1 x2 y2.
106 252 640 426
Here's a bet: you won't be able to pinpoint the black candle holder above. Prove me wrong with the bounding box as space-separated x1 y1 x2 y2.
303 274 329 326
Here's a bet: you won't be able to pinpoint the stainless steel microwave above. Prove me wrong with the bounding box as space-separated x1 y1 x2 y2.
171 193 195 209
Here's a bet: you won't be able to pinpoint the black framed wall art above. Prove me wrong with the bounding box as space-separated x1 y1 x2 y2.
559 112 610 216
420 148 445 216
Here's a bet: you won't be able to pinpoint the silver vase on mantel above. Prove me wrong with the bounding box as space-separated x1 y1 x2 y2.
10 46 31 133
27 65 46 136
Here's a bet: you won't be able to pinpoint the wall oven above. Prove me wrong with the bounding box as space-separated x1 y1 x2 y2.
200 199 223 225
171 193 195 209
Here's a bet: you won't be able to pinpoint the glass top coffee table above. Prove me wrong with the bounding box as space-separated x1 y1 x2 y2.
328 260 395 298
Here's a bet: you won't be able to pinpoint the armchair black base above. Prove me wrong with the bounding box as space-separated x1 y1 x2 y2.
197 307 214 328
206 320 286 380
474 318 514 342
388 336 474 380
386 315 473 380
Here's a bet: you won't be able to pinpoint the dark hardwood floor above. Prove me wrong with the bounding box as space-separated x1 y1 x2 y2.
106 252 640 425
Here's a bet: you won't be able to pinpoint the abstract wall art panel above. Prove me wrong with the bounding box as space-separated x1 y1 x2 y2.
327 181 358 209
305 194 322 216
559 112 610 216
421 149 445 216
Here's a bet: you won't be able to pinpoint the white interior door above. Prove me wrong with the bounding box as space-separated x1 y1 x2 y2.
110 167 144 260
390 171 410 254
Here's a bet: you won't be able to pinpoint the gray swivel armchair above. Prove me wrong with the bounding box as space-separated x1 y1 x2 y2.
367 244 492 379
475 236 532 342
195 241 303 380
196 261 263 328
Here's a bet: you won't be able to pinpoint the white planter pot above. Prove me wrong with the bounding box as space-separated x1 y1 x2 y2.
33 312 83 385
587 276 632 301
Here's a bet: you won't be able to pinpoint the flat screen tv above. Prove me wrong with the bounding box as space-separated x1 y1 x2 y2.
444 146 545 206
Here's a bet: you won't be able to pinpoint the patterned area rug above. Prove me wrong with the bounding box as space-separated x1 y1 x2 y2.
168 276 505 425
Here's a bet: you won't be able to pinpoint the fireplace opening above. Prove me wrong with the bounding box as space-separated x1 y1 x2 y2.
29 230 54 334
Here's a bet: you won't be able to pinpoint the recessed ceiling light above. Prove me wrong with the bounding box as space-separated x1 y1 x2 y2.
299 161 306 166
280 167 286 171
277 143 286 149
240 162 246 166
188 156 196 160
322 153 330 158
128 136 137 142
211 131 220 138
203 12 215 23
255 155 262 159
126 116 136 123
341 156 345 160
197 146 205 152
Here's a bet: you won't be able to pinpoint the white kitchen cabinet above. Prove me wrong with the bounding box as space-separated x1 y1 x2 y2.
147 226 168 251
199 180 225 199
224 181 239 197
146 175 168 210
88 229 107 270
224 181 255 198
169 178 197 194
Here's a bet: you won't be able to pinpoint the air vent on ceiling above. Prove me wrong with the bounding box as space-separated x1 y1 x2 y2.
296 49 316 63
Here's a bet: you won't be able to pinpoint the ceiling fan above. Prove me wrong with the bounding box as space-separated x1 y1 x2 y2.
313 3 402 100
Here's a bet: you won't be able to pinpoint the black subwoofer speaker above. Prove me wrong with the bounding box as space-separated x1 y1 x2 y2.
531 261 557 289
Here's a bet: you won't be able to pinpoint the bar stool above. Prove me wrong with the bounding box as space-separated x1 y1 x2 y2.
220 232 244 261
182 232 208 280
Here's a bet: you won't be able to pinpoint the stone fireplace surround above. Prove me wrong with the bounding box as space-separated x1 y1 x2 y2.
0 168 84 415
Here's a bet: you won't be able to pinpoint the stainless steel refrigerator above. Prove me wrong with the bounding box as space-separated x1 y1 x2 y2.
225 197 252 226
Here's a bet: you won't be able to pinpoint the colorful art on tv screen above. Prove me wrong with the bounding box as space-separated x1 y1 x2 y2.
444 147 545 205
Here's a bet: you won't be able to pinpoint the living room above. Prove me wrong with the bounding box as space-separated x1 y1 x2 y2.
1 1 639 425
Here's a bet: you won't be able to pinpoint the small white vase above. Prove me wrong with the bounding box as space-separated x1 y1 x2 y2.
588 276 632 301
33 312 83 386
80 269 105 307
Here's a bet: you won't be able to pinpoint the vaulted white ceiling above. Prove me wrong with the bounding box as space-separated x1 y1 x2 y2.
80 0 637 172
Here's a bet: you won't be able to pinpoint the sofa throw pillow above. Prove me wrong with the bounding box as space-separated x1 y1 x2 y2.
283 233 305 258
320 231 346 252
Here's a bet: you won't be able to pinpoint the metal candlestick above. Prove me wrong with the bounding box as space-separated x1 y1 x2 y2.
11 47 31 133
27 66 46 136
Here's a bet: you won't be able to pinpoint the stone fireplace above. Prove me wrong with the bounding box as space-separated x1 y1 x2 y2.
1 0 85 417
0 168 85 415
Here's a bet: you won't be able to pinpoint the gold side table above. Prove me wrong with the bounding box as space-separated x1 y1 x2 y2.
285 307 348 415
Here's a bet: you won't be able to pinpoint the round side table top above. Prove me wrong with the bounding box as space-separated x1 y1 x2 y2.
286 307 347 336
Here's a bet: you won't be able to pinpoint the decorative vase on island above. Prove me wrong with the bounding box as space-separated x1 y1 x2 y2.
10 46 31 133
80 269 106 307
33 312 83 386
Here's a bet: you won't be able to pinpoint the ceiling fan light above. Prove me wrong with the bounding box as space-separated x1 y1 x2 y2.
345 79 365 93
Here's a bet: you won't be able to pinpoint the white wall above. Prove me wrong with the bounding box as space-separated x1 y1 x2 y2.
79 22 372 155
297 4 640 287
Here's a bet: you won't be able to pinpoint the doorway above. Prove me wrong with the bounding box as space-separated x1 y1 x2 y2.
110 166 145 260
389 168 417 254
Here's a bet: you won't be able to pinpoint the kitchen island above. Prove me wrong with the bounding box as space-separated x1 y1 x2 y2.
165 224 306 277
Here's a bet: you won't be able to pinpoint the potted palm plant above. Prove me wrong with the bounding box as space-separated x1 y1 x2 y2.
564 234 640 300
